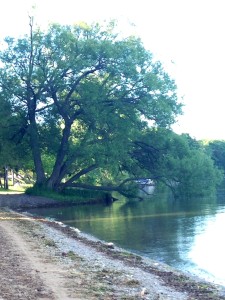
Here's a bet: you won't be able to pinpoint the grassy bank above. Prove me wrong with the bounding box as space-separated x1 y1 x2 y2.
25 186 112 205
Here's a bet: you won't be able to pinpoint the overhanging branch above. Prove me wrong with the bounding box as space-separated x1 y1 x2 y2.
62 182 144 200
63 164 98 187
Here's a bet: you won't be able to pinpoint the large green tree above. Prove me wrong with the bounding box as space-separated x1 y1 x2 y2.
0 19 181 193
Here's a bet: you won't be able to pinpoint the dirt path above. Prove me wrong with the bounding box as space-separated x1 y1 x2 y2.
0 214 52 299
0 212 78 299
0 194 225 299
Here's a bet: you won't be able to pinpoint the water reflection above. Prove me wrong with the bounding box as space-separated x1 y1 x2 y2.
189 211 225 285
27 190 225 286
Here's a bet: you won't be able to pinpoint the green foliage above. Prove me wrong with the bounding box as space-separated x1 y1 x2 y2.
132 129 223 197
0 87 33 171
206 140 225 173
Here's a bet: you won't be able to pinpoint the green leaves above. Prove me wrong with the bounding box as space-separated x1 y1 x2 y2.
132 129 223 198
206 140 225 172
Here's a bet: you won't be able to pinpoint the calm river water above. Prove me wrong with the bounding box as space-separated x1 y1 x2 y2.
28 190 225 286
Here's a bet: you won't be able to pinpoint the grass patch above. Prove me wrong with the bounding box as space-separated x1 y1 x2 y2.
44 238 57 247
66 250 84 261
124 279 140 287
25 186 111 204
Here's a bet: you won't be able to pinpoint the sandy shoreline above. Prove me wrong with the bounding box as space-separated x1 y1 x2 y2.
0 193 225 299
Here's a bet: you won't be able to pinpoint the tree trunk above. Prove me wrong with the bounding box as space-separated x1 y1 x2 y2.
12 169 14 186
47 123 72 190
4 166 8 189
28 119 46 185
26 17 46 187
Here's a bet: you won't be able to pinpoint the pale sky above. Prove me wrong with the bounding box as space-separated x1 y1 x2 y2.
1 0 225 140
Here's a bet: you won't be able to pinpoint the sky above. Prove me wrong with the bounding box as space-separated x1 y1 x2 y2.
0 0 225 140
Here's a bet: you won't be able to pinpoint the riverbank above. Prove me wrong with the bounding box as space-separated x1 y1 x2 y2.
0 192 74 209
0 193 225 299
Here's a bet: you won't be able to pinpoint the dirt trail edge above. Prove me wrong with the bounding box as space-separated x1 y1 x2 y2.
0 195 224 299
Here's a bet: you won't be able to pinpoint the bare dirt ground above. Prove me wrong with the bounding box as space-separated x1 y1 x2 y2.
0 193 225 300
